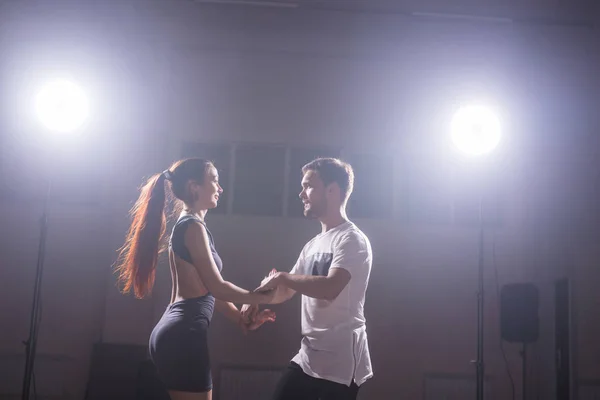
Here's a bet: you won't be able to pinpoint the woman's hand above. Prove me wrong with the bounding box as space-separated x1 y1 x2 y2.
239 308 276 334
240 303 259 323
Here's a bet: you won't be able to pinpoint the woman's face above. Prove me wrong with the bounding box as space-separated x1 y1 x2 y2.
188 165 223 210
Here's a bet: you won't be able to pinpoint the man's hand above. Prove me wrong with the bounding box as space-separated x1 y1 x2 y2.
247 308 276 331
255 269 285 292
238 307 276 334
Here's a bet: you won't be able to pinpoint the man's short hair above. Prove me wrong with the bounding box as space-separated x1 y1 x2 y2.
302 158 354 202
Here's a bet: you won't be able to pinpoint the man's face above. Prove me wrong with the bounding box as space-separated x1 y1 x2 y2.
299 170 327 219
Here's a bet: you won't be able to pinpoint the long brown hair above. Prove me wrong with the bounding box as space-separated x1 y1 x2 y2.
115 158 213 299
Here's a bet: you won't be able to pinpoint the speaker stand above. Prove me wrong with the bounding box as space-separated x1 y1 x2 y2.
520 343 527 400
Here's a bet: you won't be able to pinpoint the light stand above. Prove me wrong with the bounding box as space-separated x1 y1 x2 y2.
450 103 501 400
20 78 88 400
521 343 527 400
475 194 485 400
22 179 51 400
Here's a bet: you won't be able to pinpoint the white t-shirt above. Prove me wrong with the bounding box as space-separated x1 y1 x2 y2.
289 221 373 387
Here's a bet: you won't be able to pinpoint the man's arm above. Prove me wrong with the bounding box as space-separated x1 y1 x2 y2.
256 232 368 301
251 268 297 305
256 268 350 301
268 285 297 304
278 268 350 301
240 267 297 320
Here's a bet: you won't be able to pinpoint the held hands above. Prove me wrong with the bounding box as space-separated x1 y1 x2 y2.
255 268 284 293
237 269 282 334
238 304 276 334
240 303 259 323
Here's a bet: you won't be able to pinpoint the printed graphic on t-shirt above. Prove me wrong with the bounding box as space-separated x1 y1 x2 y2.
307 253 333 276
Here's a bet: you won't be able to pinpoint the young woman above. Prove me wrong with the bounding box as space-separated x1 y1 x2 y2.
115 158 275 400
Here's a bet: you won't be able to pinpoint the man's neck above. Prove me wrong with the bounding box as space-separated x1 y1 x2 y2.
319 209 349 233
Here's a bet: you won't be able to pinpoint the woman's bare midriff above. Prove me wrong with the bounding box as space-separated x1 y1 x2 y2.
169 250 209 303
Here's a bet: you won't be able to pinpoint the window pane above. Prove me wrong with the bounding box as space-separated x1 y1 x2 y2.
182 142 231 214
233 144 286 216
287 147 341 218
347 153 394 219
406 158 453 224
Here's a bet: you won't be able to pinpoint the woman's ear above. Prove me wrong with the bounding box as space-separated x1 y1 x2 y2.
189 181 202 203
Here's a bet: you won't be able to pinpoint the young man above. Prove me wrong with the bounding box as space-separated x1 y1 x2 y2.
250 157 373 400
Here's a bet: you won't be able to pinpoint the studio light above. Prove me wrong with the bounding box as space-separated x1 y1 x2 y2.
35 79 88 133
451 104 501 156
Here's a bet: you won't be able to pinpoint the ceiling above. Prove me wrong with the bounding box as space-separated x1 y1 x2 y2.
192 0 599 26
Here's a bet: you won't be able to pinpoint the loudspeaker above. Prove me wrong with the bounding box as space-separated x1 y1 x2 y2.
500 283 540 343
